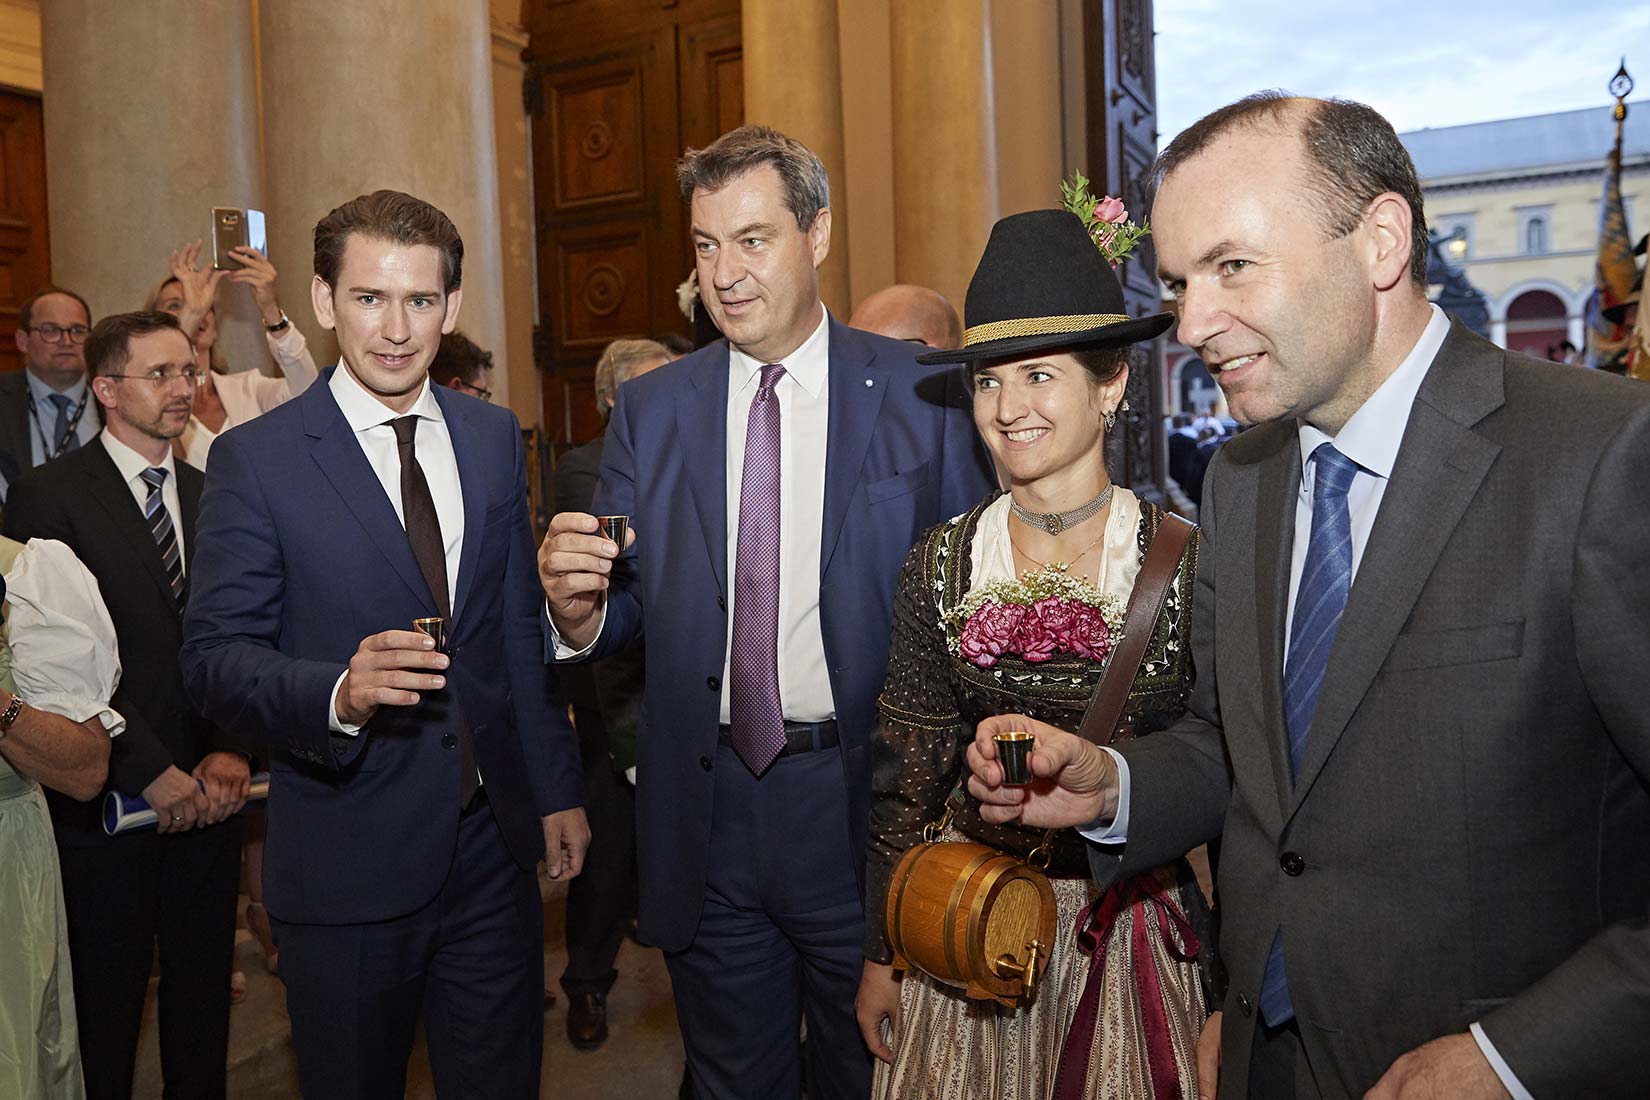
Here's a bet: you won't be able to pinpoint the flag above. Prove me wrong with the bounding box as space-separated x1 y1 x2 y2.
1589 147 1637 372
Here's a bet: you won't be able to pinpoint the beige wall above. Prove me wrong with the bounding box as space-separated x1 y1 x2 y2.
490 1 539 421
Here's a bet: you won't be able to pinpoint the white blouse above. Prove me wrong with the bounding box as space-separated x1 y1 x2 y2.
178 323 321 468
4 539 124 737
968 486 1146 602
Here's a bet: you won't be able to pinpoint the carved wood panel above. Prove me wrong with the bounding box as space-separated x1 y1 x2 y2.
679 13 743 151
548 67 647 210
556 226 651 350
0 91 49 375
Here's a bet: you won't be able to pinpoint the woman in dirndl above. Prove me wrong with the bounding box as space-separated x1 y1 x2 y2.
857 208 1217 1100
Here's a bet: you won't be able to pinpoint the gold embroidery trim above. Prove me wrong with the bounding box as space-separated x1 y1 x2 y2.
962 313 1131 347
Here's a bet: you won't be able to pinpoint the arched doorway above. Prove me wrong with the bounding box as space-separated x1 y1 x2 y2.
1504 289 1570 359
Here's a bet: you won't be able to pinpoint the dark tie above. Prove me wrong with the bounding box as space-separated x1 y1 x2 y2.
1259 441 1361 1027
729 363 787 776
139 467 185 611
48 393 81 456
390 416 476 805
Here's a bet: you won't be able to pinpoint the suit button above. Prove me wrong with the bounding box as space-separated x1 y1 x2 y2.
1237 993 1253 1017
706 676 720 692
1280 851 1305 876
441 733 457 750
717 595 726 610
699 756 712 772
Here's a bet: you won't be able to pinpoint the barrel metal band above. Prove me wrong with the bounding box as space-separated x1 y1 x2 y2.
943 849 998 978
962 313 1130 348
968 858 1016 988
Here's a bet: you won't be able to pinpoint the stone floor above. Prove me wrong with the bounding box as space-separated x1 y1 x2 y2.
132 878 687 1099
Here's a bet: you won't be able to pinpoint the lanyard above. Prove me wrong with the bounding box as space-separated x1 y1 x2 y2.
27 390 91 461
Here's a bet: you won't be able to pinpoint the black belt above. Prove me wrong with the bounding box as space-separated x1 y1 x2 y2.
716 719 839 757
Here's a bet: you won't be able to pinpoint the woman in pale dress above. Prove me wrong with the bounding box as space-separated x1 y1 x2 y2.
0 536 125 1100
857 210 1215 1099
145 238 320 468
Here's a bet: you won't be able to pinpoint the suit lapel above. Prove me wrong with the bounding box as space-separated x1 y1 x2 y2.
438 387 487 627
820 320 888 576
81 439 177 606
1289 325 1505 814
676 344 730 598
302 375 437 612
1250 435 1301 821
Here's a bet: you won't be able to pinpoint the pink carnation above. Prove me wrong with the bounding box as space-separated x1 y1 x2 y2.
960 601 1026 667
1093 196 1128 225
1065 602 1113 661
1014 602 1060 663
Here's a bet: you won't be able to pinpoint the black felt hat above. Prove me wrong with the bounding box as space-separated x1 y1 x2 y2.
915 209 1174 365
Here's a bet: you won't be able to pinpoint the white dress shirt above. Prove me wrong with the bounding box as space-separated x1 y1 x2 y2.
99 427 187 575
552 309 840 725
719 307 834 724
178 325 322 468
324 363 466 736
4 538 125 737
27 370 99 466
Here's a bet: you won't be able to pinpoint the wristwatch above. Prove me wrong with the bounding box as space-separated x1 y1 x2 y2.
265 313 291 334
0 693 23 740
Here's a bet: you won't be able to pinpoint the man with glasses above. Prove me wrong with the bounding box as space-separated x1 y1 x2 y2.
4 310 251 1100
1 286 101 499
428 329 495 403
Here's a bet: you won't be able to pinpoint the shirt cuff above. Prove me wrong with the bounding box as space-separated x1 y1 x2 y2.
328 671 362 736
1076 747 1131 844
547 599 605 660
1469 1023 1534 1100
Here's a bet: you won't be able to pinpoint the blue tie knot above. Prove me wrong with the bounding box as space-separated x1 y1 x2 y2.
48 393 75 415
1311 443 1360 500
140 467 169 494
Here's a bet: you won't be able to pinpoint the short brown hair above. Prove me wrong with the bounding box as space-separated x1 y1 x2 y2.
1155 93 1430 287
313 190 463 294
84 311 187 378
20 286 92 330
676 125 829 230
428 331 493 388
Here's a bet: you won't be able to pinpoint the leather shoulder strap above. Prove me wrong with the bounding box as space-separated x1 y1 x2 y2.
1076 511 1195 746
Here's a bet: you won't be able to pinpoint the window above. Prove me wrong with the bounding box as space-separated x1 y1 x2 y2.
1516 206 1554 255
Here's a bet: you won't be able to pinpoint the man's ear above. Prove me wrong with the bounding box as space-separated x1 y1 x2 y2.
90 375 118 412
13 328 26 356
1364 192 1414 293
809 208 832 269
440 287 464 335
311 275 338 332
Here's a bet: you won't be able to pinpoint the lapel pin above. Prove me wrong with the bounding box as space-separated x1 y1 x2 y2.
864 378 874 387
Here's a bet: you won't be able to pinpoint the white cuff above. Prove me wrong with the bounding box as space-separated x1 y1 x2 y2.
1076 747 1131 844
1469 1022 1534 1100
23 693 125 738
547 599 606 660
328 671 362 736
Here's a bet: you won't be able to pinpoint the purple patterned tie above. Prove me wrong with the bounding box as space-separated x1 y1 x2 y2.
729 363 787 775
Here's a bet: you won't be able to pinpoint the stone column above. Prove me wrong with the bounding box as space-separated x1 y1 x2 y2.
489 0 537 422
990 0 1063 218
890 0 998 317
742 0 853 317
257 0 510 384
40 0 269 374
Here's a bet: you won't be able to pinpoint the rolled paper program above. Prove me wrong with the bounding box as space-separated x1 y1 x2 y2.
994 730 1035 786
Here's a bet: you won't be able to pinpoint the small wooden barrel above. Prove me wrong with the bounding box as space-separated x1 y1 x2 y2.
885 841 1058 1006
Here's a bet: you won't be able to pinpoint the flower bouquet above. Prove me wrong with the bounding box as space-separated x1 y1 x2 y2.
946 569 1126 669
1061 171 1149 268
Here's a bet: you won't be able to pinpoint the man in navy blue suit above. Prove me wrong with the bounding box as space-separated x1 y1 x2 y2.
540 126 994 1100
181 190 587 1100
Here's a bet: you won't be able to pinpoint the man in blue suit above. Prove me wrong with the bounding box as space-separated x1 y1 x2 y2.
540 126 994 1100
181 190 587 1100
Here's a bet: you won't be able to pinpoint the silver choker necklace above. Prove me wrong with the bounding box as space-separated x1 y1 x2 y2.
1009 484 1114 535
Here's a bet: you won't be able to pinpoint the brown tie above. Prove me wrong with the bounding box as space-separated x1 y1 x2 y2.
391 416 476 806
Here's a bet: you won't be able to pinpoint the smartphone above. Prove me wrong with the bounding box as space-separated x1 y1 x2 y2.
212 207 267 270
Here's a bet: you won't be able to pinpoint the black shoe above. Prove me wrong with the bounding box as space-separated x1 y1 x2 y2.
567 991 608 1051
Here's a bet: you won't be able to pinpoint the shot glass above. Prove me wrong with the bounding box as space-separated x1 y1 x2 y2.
993 730 1036 786
595 515 629 548
412 616 447 654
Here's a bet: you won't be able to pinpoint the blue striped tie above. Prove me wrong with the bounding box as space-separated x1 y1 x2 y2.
1258 441 1361 1027
140 467 186 611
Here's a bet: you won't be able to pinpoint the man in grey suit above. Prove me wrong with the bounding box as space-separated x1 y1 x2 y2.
967 94 1650 1100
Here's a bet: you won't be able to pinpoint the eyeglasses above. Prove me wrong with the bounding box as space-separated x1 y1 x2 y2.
104 367 208 387
25 323 91 344
458 379 493 403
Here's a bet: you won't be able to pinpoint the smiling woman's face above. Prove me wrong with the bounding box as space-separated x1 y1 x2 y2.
970 351 1125 487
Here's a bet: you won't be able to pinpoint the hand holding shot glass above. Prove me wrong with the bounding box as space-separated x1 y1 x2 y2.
537 511 638 650
965 714 1120 831
332 627 452 728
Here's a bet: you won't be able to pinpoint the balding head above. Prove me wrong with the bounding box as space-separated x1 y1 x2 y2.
849 284 963 350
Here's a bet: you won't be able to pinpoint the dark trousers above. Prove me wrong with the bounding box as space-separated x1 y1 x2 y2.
561 706 638 997
58 819 242 1100
665 741 871 1100
272 798 543 1100
1248 1017 1326 1100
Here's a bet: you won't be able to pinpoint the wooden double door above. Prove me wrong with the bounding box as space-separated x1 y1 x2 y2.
0 89 50 374
525 0 743 447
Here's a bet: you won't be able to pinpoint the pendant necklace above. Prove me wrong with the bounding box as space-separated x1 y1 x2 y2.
1009 483 1114 535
